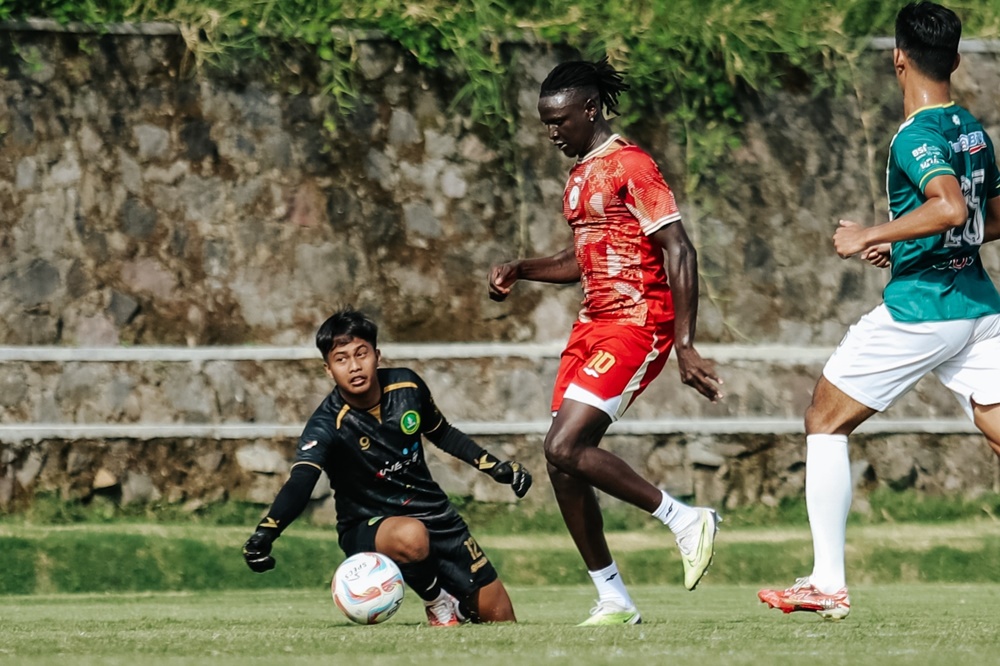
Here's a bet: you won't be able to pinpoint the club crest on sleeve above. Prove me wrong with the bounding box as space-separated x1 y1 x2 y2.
568 185 581 210
400 411 420 435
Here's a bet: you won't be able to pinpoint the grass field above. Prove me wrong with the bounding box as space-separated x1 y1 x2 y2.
3 521 1000 595
3 584 1000 665
3 500 1000 664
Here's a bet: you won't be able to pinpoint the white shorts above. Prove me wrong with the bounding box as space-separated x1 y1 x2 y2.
823 304 1000 420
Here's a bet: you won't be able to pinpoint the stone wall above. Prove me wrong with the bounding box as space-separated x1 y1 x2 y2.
3 26 1000 514
2 348 997 515
3 27 997 347
0 349 977 427
3 430 996 521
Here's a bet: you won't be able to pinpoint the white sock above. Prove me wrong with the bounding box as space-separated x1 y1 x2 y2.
588 561 633 608
806 434 851 594
651 489 699 533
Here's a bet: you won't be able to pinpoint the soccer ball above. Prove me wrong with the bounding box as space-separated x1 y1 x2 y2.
331 552 405 625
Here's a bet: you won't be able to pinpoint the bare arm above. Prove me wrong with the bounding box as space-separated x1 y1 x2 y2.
487 245 581 301
833 174 967 257
651 222 722 402
985 195 1000 243
861 244 892 268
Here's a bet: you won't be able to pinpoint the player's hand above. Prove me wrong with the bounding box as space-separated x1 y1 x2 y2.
488 262 520 302
488 460 533 498
242 530 277 573
833 219 872 258
861 243 891 268
675 346 723 403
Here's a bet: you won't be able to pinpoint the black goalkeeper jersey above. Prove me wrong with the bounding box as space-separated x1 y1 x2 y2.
293 367 460 536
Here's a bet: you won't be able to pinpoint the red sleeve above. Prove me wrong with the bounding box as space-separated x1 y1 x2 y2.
618 148 682 235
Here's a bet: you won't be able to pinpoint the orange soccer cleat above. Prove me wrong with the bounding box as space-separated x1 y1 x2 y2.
758 577 851 621
424 590 463 627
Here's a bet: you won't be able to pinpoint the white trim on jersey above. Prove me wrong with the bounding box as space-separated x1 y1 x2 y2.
617 332 662 420
640 211 682 237
577 134 622 164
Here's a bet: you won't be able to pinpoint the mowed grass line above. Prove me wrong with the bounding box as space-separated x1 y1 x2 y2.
5 521 994 548
2 521 1000 593
2 584 999 666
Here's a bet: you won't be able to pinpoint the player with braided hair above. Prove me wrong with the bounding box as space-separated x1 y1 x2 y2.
488 57 724 625
539 57 629 115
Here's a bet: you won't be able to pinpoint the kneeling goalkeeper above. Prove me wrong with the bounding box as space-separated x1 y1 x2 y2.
242 308 530 625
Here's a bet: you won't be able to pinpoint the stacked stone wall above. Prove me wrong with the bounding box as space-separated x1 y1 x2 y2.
4 28 998 347
3 26 1000 513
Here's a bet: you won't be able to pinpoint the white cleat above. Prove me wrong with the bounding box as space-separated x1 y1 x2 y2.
675 508 721 591
576 599 642 626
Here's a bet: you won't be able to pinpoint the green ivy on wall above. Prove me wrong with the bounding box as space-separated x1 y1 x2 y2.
2 0 998 190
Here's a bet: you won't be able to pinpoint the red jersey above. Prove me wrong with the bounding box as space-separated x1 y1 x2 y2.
563 135 680 326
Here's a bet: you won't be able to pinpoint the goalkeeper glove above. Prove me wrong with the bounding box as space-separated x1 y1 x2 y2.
242 529 277 573
487 460 532 498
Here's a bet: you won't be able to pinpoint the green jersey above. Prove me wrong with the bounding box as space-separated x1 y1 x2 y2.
884 102 1000 322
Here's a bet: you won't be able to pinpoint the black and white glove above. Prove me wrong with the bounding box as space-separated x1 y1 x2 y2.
487 460 532 498
242 529 277 573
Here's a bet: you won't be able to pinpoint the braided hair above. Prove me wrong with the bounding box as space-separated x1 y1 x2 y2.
539 57 630 116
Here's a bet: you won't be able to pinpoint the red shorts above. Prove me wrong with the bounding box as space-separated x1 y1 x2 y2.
551 319 675 420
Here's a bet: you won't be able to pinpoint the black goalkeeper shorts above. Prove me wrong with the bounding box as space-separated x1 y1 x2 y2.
339 512 498 599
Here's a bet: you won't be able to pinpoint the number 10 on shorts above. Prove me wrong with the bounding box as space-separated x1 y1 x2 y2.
584 350 617 377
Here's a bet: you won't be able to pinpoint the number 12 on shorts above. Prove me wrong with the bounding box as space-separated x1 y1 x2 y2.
584 350 616 377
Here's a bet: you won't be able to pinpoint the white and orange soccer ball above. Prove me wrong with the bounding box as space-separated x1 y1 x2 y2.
331 552 405 625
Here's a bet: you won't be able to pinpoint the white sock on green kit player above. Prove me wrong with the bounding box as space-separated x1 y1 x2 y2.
756 434 852 620
805 434 851 594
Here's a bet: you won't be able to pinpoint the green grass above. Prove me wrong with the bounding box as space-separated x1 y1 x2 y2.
2 521 1000 594
3 491 999 594
2 584 1000 665
12 489 1000 532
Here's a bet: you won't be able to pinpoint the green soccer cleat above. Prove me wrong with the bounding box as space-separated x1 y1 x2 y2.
676 508 721 591
576 600 642 626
